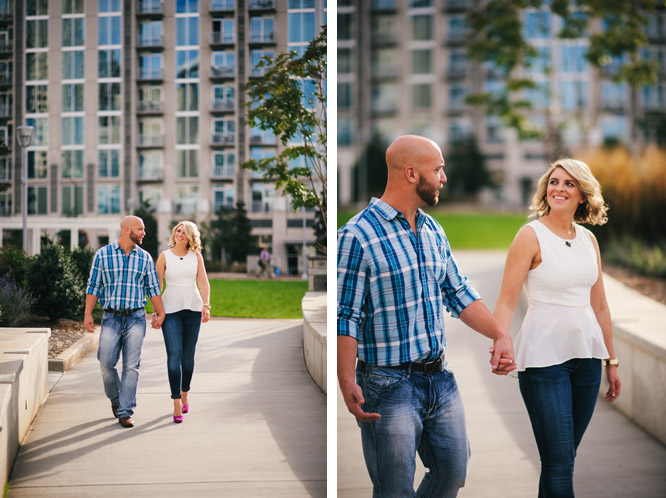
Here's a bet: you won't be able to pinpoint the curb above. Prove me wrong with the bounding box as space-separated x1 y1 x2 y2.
48 327 100 372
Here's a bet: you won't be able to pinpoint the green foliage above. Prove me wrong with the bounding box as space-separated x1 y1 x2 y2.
604 236 666 278
466 0 658 139
0 245 33 288
243 26 327 230
70 246 96 289
204 201 256 264
27 239 85 320
313 191 327 255
133 201 158 260
0 275 35 327
443 138 493 199
353 132 389 202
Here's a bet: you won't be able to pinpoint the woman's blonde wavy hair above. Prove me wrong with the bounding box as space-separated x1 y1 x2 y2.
529 158 608 225
169 221 202 252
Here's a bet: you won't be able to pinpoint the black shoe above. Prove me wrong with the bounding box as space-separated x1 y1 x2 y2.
118 416 134 428
111 405 119 418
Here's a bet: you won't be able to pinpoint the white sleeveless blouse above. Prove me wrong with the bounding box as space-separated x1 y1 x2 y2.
513 220 609 371
162 250 204 314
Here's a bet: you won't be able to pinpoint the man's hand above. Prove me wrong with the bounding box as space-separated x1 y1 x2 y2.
339 380 381 422
84 314 95 334
151 313 164 329
489 336 517 376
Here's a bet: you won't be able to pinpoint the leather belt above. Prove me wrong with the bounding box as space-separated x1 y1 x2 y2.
104 307 143 316
362 355 445 375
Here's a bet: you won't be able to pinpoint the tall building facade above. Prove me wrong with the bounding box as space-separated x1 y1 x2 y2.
0 0 326 277
338 0 666 208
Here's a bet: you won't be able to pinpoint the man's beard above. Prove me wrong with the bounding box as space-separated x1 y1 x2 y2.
416 176 440 206
129 232 143 245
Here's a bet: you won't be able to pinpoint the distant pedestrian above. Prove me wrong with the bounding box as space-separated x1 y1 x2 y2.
494 158 621 497
259 245 272 279
156 221 210 424
84 215 165 429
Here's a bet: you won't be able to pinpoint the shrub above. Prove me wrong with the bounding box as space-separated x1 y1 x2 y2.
0 245 33 288
70 246 96 290
0 274 35 327
604 236 666 279
27 242 85 321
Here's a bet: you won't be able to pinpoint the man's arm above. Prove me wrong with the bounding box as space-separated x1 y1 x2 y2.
84 294 98 333
149 295 165 329
338 336 380 422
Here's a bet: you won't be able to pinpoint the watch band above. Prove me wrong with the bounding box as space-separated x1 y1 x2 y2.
603 358 620 367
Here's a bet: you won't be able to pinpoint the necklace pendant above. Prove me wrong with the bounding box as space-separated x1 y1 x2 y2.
565 241 572 247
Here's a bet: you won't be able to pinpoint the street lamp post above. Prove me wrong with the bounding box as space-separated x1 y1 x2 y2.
16 126 34 253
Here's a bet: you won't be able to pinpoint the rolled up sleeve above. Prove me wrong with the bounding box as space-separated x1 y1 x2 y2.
337 230 367 340
440 240 480 318
144 259 162 298
86 251 103 297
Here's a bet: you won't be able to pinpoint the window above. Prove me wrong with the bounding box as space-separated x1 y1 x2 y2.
63 18 84 47
62 185 84 216
176 0 199 14
289 12 314 42
139 54 162 79
448 85 467 109
62 117 84 145
601 116 627 142
212 19 235 43
212 151 235 177
99 149 120 177
26 52 48 81
250 49 274 76
98 184 121 214
27 151 47 179
289 0 314 7
251 16 276 43
62 84 84 112
139 187 161 209
139 118 163 140
561 45 588 73
212 118 235 143
27 0 48 16
338 48 352 74
251 183 275 213
337 13 353 41
448 15 466 40
176 50 199 78
524 11 551 39
26 20 48 49
28 186 47 215
412 83 431 109
176 116 199 144
601 82 626 108
212 85 234 108
338 82 352 109
62 150 84 178
98 16 121 45
409 0 432 6
524 82 550 109
527 47 550 74
98 116 121 144
98 0 121 12
213 187 235 213
176 83 199 111
177 149 199 177
371 48 397 77
138 151 164 179
642 83 666 109
0 192 11 216
26 117 48 146
26 85 48 113
249 126 275 144
99 82 121 110
174 185 199 215
176 17 199 46
371 83 397 112
99 49 121 78
63 0 84 13
63 50 84 79
371 15 396 43
338 117 353 146
411 15 433 40
0 156 11 182
139 21 163 46
212 51 235 76
412 49 432 74
561 80 588 110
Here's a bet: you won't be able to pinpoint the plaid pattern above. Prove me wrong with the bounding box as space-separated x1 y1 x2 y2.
337 198 480 366
86 241 161 310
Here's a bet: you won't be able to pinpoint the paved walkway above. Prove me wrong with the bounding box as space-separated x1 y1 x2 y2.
8 318 326 497
338 250 666 498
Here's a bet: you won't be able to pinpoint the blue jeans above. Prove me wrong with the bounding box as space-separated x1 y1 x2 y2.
357 361 470 498
161 310 202 399
97 309 147 419
518 359 602 498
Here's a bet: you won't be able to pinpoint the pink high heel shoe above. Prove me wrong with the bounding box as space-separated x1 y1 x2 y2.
182 403 189 414
173 415 183 423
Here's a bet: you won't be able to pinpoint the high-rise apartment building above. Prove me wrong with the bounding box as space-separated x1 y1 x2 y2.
338 0 666 208
0 0 326 277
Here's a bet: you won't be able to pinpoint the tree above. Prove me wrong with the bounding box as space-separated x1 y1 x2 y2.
444 138 492 199
466 0 659 145
353 132 389 203
206 201 256 265
242 26 327 234
133 201 158 260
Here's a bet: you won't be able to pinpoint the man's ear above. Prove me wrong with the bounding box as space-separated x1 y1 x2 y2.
405 165 417 184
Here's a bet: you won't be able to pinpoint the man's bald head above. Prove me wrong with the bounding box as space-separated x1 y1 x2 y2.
121 215 143 230
385 135 442 174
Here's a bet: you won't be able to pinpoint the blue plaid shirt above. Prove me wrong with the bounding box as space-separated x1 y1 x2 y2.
86 241 161 310
337 198 480 366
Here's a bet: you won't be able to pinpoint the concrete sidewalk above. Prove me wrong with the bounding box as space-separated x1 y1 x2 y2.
8 318 326 497
338 250 666 498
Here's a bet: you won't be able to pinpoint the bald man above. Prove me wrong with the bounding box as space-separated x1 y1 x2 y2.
85 216 166 428
338 135 516 497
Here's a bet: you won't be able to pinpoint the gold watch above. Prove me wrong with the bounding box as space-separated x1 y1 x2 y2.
603 358 620 367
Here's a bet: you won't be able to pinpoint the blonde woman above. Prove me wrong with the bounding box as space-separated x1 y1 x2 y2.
156 221 211 423
494 158 621 497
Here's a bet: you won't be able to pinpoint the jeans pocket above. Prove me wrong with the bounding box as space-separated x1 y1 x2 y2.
363 368 405 391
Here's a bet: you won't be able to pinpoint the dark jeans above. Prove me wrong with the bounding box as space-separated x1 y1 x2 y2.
518 358 602 498
161 310 202 399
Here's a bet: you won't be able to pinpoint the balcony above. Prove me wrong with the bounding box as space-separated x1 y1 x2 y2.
249 31 276 45
137 168 164 181
249 67 268 78
137 67 164 81
0 70 12 87
210 31 235 47
210 164 235 179
136 100 164 114
137 34 164 49
446 32 467 45
371 32 398 46
248 0 275 12
209 65 235 80
210 99 235 113
371 0 397 13
210 133 235 146
209 0 235 15
444 0 468 12
137 0 164 16
137 134 165 148
0 103 11 118
249 134 276 146
446 64 468 80
0 9 11 24
0 39 12 54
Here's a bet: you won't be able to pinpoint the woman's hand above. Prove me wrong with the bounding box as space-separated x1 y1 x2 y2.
202 307 210 323
605 365 621 402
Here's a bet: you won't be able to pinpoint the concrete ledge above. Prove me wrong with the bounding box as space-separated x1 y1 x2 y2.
601 273 666 446
48 327 100 372
0 327 50 486
302 292 327 394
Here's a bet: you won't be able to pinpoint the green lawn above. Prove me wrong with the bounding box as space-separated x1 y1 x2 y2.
146 279 309 319
338 210 529 250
